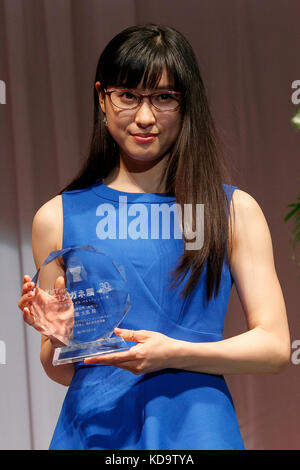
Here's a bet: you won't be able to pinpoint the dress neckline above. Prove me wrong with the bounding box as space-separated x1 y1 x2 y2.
92 179 176 203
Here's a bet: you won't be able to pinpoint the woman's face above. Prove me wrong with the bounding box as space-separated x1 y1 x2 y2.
95 69 182 168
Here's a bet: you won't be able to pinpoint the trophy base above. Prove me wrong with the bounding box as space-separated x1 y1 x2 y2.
52 336 130 365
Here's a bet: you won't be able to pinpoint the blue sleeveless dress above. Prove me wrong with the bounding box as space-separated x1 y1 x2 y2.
49 180 244 450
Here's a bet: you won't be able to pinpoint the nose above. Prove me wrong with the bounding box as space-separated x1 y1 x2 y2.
134 99 156 128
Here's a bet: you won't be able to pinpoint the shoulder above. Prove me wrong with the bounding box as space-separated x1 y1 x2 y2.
230 189 268 230
231 188 259 207
229 189 273 263
32 195 62 235
32 195 63 267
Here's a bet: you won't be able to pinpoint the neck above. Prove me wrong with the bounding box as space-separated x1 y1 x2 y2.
103 152 169 193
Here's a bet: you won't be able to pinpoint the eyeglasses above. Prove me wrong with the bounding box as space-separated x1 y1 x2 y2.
104 88 182 111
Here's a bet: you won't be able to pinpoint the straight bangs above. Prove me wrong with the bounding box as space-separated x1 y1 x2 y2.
101 42 185 93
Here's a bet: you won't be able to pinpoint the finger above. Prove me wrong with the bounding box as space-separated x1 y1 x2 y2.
18 290 35 310
84 353 132 365
21 280 35 296
114 328 149 342
22 306 35 325
54 276 65 292
22 275 33 291
53 276 71 301
84 348 138 365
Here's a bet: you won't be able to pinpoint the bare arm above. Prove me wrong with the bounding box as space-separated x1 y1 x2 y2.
32 195 74 386
167 189 291 374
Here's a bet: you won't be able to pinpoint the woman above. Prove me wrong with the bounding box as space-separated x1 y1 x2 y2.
18 24 290 450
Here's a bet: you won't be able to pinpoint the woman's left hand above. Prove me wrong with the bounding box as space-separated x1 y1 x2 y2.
83 328 177 375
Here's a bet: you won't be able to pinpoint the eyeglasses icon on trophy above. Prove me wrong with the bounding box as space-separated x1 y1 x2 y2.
29 245 131 365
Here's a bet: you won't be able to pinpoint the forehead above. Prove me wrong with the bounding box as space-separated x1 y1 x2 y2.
111 61 176 91
133 69 173 92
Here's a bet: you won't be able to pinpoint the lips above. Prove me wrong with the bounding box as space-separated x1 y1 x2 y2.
131 133 158 143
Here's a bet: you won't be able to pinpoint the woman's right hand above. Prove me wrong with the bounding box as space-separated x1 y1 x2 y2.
18 274 74 347
18 275 37 325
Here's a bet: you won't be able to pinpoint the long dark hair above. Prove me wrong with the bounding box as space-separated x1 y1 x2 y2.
61 24 234 302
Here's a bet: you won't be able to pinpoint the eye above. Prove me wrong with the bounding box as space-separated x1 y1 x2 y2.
109 90 139 109
156 93 174 101
118 91 137 101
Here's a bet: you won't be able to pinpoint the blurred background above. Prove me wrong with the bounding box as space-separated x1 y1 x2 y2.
0 0 299 449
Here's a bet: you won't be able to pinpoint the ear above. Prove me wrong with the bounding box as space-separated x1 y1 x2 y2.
95 81 106 114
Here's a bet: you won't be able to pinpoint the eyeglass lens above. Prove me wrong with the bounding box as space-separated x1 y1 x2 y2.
109 90 180 111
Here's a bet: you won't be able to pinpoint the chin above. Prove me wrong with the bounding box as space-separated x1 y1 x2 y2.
121 148 164 164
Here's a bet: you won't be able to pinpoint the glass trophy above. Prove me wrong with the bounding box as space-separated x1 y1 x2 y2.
30 245 131 365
